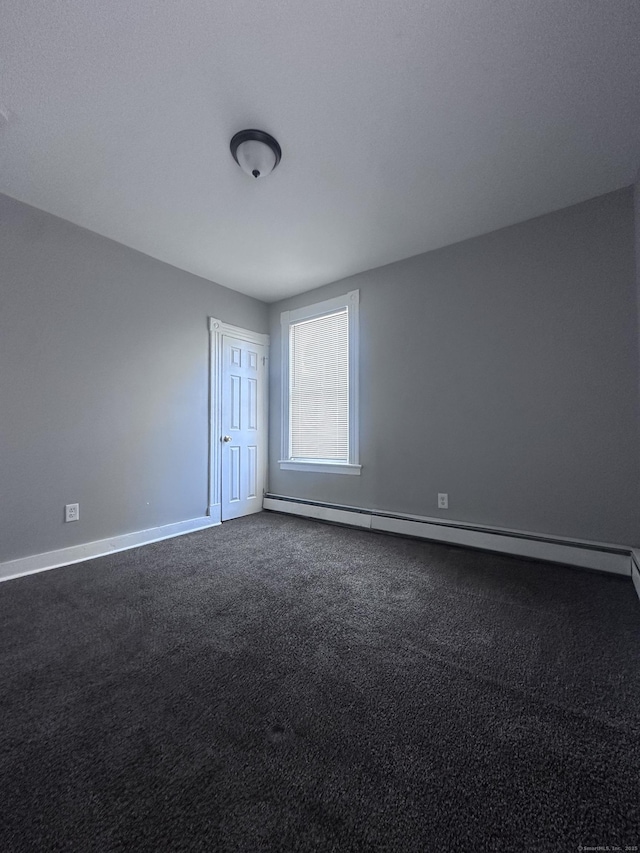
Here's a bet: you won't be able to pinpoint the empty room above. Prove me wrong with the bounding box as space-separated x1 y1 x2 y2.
1 1 639 851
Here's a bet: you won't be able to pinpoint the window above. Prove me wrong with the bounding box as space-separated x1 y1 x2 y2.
280 291 360 474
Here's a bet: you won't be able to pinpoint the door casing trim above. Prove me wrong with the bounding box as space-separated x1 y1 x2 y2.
208 318 270 522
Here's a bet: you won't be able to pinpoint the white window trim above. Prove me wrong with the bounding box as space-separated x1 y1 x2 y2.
279 290 361 475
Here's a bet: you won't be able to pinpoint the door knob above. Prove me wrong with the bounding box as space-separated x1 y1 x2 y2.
222 435 232 442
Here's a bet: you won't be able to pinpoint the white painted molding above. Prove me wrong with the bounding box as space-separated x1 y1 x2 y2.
0 516 219 584
280 309 290 464
632 552 640 603
208 317 269 347
278 461 362 475
263 496 632 577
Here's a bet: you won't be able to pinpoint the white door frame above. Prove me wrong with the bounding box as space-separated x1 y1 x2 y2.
208 318 270 523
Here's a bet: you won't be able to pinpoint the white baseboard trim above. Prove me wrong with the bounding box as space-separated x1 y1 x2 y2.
0 516 220 584
263 496 632 577
632 553 640 603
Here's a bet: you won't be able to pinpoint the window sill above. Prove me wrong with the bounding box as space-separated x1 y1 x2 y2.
278 460 362 475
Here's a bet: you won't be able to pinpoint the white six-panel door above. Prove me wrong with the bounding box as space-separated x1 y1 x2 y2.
221 334 266 521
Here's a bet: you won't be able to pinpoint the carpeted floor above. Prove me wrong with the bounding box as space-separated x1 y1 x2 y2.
0 511 639 852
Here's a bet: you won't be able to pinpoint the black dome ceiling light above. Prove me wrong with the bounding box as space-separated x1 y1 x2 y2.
230 129 281 179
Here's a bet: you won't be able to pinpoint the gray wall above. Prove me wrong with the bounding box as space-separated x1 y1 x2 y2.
636 175 640 510
0 194 268 564
3 187 637 563
269 188 640 546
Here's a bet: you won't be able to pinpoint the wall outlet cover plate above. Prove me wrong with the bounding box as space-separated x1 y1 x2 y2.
65 503 79 522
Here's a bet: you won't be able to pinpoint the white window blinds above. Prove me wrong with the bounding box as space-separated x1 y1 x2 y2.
289 308 349 461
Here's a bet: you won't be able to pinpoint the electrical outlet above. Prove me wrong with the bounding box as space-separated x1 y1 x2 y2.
65 503 79 522
437 493 448 510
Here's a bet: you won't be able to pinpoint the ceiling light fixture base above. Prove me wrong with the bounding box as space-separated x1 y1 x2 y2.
230 129 282 179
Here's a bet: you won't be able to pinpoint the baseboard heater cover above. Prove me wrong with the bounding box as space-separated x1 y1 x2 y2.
0 516 220 584
632 553 640 602
263 496 631 577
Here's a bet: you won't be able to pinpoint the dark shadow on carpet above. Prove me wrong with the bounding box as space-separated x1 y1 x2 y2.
1 512 639 851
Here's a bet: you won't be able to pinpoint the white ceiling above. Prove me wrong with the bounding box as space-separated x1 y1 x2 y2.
1 1 639 302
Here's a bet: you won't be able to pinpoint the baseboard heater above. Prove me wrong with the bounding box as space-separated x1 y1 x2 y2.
632 552 640 599
263 495 633 578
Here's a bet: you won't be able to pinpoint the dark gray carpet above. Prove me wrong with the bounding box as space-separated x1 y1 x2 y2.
1 512 639 852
